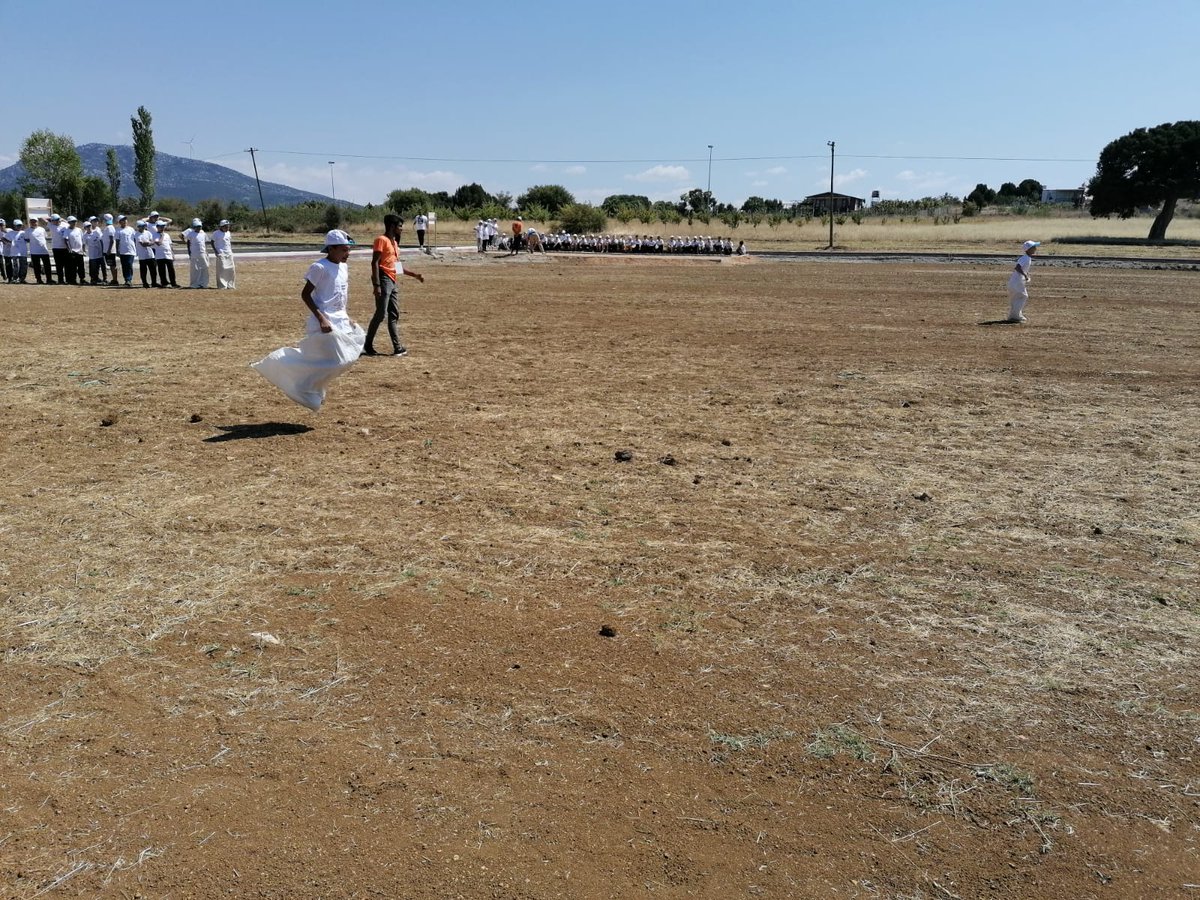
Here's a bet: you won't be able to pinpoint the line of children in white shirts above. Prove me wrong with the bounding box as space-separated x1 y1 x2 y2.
0 212 235 289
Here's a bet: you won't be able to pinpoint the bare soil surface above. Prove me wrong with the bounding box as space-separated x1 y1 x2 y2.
2 253 1198 898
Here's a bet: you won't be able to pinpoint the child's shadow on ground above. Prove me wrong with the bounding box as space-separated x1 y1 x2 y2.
978 319 1021 326
203 423 313 442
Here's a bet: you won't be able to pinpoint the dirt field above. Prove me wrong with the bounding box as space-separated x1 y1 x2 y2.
2 251 1198 898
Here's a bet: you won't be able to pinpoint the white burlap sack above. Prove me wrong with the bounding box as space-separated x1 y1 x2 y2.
250 325 366 411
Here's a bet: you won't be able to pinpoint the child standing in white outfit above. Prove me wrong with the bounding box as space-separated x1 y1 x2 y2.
1007 240 1040 323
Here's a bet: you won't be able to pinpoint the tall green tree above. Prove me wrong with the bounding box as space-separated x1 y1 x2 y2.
79 176 111 215
600 194 651 215
1088 120 1200 240
450 182 492 210
386 187 433 215
517 184 575 216
105 148 121 210
19 129 84 207
131 106 156 208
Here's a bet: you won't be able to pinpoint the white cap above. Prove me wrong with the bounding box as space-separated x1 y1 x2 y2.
104 214 113 223
1022 240 1041 251
218 219 230 226
192 218 202 227
67 215 77 222
137 220 147 227
149 210 160 217
323 229 354 247
12 218 22 226
49 213 61 221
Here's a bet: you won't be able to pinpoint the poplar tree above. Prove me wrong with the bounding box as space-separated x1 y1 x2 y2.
132 106 156 208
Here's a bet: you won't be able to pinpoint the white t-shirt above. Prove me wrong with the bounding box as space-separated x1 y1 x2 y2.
50 224 68 249
0 228 13 256
67 227 84 253
155 231 174 260
414 214 428 230
1008 253 1034 289
15 229 30 254
84 230 104 259
115 226 137 255
30 226 50 254
101 224 117 253
211 228 232 254
182 228 208 256
136 230 156 260
304 257 350 332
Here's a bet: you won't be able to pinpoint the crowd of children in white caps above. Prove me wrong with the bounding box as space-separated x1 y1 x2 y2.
0 211 236 290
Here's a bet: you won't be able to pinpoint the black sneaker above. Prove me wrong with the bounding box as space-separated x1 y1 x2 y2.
360 348 380 357
392 347 408 357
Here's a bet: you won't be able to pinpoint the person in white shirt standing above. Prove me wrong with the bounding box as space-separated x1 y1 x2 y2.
29 217 53 284
413 212 428 251
12 219 30 283
101 214 119 284
154 221 179 287
84 221 105 284
1007 240 1040 323
135 221 159 287
182 218 211 288
66 216 86 284
210 219 235 289
114 215 137 287
0 218 12 283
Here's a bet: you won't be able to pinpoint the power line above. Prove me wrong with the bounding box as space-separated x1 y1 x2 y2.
200 149 1093 166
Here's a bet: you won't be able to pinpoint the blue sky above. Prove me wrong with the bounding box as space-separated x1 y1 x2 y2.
6 1 1196 208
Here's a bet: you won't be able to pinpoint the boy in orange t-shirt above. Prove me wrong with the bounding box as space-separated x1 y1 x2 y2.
364 214 424 357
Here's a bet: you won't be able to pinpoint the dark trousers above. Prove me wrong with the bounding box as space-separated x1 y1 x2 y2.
31 254 53 283
364 275 401 352
139 258 158 287
69 252 86 284
157 259 177 287
119 254 135 284
416 229 426 247
105 253 118 283
52 248 71 283
1 257 12 281
89 258 106 284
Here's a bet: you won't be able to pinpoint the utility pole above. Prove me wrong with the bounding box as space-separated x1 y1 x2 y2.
328 161 337 207
246 148 269 234
827 141 836 250
706 144 714 199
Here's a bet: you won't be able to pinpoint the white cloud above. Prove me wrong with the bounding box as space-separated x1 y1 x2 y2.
627 164 690 183
236 161 463 205
565 165 586 175
530 163 548 172
833 167 868 189
765 165 787 176
894 169 957 193
751 180 768 187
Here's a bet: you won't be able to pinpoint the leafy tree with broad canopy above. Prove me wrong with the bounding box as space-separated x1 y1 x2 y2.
518 184 575 216
600 194 651 215
387 188 434 216
19 129 84 207
556 202 606 234
1088 120 1200 240
451 182 493 210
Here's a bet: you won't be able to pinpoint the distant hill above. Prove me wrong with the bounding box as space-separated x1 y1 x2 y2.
0 144 336 207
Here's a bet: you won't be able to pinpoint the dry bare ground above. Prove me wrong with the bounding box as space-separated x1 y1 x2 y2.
1 249 1197 898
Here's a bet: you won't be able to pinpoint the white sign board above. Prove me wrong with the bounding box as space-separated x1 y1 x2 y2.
427 212 436 224
26 198 52 221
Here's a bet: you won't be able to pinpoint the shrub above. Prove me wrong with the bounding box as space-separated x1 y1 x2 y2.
961 201 978 218
557 203 607 234
768 213 785 229
850 212 864 225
